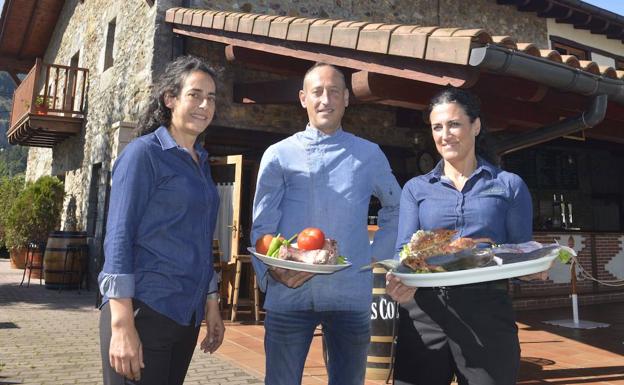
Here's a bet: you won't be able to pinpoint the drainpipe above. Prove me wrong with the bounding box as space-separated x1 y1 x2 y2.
494 94 608 156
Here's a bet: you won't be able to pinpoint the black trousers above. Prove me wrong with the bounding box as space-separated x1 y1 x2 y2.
99 299 200 385
393 281 520 385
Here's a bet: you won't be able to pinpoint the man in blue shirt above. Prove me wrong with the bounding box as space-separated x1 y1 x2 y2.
251 63 401 385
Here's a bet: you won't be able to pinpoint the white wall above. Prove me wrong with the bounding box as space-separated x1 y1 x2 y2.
547 18 624 57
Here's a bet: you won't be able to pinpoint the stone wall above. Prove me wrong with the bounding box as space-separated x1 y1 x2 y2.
189 0 548 46
24 0 181 283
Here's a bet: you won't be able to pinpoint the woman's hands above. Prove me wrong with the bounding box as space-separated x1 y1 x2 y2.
386 273 417 304
201 299 225 354
109 298 144 381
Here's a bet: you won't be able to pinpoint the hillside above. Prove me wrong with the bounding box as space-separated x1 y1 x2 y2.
0 72 27 176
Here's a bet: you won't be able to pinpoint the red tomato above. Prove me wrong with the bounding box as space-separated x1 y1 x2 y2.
255 234 274 255
297 228 325 250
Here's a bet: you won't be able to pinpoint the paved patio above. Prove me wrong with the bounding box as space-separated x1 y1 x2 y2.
1 258 623 385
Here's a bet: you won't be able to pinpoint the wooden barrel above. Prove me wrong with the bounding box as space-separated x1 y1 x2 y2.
366 267 399 380
43 231 87 289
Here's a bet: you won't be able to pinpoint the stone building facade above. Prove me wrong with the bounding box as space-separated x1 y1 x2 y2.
20 0 624 302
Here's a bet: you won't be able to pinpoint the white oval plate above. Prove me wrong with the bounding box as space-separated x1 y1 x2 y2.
247 247 352 274
393 246 573 287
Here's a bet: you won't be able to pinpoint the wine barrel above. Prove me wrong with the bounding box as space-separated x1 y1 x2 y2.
43 231 87 289
366 267 399 380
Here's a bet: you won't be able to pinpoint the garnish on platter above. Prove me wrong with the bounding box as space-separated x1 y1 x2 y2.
362 229 575 286
249 228 351 274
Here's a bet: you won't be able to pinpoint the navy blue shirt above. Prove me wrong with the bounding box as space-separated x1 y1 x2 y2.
98 126 219 326
395 157 532 254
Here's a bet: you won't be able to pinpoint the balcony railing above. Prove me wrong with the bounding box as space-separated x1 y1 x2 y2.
7 59 89 147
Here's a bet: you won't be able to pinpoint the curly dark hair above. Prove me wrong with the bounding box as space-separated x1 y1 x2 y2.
428 87 498 165
136 55 217 136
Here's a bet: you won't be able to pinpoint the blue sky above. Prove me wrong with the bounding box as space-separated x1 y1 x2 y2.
584 0 624 16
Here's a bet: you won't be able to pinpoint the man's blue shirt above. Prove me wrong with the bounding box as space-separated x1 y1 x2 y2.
251 125 401 312
98 126 219 326
396 157 533 254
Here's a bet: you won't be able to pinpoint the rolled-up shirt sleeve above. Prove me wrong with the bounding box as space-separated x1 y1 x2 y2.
370 146 401 261
98 141 156 299
250 147 285 292
207 272 218 294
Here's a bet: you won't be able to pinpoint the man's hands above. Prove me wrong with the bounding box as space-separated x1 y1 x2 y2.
201 299 224 354
109 299 144 382
269 267 315 288
385 273 417 304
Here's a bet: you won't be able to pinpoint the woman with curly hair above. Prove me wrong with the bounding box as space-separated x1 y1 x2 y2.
98 55 224 385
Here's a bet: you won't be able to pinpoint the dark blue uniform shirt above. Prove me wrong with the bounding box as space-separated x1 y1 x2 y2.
98 126 219 326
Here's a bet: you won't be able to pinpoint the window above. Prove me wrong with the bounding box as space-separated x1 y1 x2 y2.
86 163 102 236
104 18 116 71
552 41 588 60
616 59 624 71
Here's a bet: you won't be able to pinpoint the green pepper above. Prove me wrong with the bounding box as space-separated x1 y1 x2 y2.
267 234 283 257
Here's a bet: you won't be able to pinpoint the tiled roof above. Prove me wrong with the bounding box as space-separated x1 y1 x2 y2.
165 7 623 81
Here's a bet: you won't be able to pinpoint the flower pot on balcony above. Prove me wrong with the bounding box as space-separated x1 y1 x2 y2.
9 248 26 269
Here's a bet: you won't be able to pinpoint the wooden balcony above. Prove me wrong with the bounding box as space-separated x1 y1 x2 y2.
7 59 88 147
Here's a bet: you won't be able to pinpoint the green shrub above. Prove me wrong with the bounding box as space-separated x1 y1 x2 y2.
0 174 25 248
4 176 64 250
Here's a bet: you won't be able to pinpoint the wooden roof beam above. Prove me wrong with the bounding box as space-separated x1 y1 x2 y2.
233 78 303 104
174 26 479 87
225 45 311 76
0 56 34 72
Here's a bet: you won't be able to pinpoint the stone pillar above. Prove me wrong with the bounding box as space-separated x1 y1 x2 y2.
110 121 137 163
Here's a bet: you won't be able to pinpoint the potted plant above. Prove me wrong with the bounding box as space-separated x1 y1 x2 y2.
33 96 50 115
4 176 64 268
0 175 26 268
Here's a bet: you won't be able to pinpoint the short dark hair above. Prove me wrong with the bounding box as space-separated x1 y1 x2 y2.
302 62 346 89
136 56 217 136
428 87 498 165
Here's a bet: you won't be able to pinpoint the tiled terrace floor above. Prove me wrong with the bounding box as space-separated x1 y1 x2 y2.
213 299 624 385
1 258 623 384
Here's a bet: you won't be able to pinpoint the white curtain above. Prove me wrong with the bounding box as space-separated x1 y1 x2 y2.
215 183 234 262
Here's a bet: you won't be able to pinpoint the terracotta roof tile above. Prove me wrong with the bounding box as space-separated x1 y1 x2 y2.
579 60 600 74
225 13 245 32
387 25 427 59
452 29 492 44
191 10 205 27
166 7 623 91
287 18 316 41
516 43 541 57
238 14 261 34
212 11 228 30
492 36 517 49
268 16 297 39
331 21 370 49
308 19 343 45
540 49 562 63
165 7 180 23
357 23 401 54
252 15 279 36
599 66 617 79
182 9 194 25
561 55 580 68
426 35 473 64
173 8 186 24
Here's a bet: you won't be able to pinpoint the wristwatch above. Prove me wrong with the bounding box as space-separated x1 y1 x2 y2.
206 292 220 301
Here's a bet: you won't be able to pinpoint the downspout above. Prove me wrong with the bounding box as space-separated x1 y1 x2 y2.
494 94 608 156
